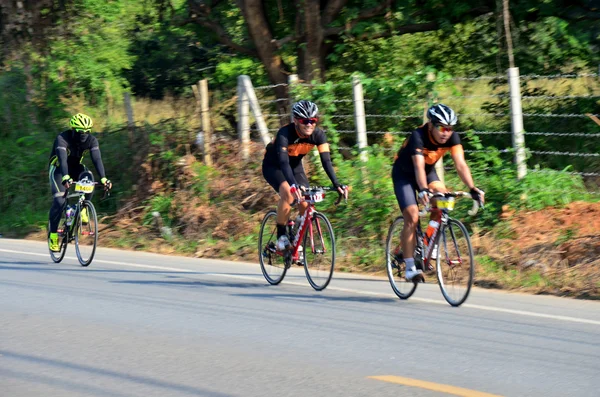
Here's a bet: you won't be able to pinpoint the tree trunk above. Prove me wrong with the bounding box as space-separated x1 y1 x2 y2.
300 0 324 82
238 0 289 116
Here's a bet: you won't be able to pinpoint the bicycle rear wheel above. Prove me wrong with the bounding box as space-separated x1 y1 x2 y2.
386 216 418 299
303 212 335 291
48 217 68 263
75 200 98 267
258 210 288 285
436 218 474 306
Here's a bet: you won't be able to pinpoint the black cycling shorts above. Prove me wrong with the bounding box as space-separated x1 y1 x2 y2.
262 165 309 193
392 167 441 211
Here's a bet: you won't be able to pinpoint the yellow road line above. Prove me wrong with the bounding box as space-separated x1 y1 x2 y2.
369 375 503 397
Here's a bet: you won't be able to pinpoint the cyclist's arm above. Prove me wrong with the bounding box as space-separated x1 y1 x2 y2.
56 136 70 177
450 145 475 190
317 143 340 188
412 154 428 191
88 137 107 179
276 134 298 187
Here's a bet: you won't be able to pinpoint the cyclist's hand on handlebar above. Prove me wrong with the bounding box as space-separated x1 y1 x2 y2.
62 175 73 189
289 184 303 202
470 187 485 208
417 188 432 206
336 184 349 202
101 177 113 190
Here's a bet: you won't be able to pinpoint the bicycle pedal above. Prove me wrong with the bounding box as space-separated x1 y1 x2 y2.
411 274 425 284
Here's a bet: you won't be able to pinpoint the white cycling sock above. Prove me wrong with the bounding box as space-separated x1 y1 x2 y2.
405 258 415 271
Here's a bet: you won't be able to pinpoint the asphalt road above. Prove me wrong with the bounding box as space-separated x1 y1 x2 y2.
1 238 599 397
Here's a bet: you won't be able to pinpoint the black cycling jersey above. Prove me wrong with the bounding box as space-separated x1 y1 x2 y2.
263 123 329 186
393 124 461 177
48 130 106 179
264 123 327 165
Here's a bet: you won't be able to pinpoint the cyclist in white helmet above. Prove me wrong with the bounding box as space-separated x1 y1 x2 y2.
262 100 348 251
392 104 484 281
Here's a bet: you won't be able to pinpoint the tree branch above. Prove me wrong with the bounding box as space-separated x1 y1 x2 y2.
188 1 257 57
188 15 257 56
324 6 493 39
322 0 348 26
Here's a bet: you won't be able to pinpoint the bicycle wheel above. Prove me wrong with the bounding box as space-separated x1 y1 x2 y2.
48 217 68 263
303 212 335 291
75 200 98 267
385 216 418 299
258 210 288 285
436 218 474 306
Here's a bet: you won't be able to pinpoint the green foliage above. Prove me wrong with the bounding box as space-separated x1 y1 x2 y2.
143 193 174 227
191 163 218 202
323 150 398 240
36 0 141 105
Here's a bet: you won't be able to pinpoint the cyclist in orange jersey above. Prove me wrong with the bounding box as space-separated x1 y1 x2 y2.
392 104 485 281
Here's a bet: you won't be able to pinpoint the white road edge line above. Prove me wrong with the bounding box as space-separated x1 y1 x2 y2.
2 247 600 326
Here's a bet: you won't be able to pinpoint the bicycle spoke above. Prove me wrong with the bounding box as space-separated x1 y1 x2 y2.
49 217 68 263
436 219 474 306
75 201 98 266
303 213 335 291
259 211 287 285
385 216 418 299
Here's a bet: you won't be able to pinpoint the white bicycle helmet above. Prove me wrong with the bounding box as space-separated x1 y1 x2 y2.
292 100 318 119
427 104 458 126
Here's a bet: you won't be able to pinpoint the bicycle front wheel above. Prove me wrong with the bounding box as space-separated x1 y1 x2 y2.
436 218 474 307
258 210 288 285
75 200 98 267
48 218 68 263
385 216 418 299
303 212 335 291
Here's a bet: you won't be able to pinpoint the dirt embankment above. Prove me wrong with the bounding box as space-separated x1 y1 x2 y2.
475 202 600 299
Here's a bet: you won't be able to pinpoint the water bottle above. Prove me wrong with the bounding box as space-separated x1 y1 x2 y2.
424 219 439 246
293 215 302 232
287 219 295 240
65 206 74 226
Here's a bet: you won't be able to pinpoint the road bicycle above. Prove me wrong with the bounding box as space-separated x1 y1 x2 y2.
259 186 343 291
385 192 480 306
48 177 108 266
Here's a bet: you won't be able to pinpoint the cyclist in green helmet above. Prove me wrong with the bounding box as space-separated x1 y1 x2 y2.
47 113 112 252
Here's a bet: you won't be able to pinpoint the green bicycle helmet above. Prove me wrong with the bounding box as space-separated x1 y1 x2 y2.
69 113 93 130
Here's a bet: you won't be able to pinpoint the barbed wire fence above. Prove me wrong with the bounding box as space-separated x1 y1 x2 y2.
239 71 600 195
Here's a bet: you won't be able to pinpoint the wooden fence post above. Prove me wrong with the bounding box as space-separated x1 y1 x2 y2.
199 79 213 166
240 75 271 146
508 67 527 179
123 92 135 146
352 75 368 162
237 75 250 161
288 74 298 124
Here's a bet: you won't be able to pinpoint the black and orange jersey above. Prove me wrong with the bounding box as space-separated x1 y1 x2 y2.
393 124 462 176
264 123 327 166
263 123 328 186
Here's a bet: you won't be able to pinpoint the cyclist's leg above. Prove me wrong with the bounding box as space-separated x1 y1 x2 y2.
49 165 66 233
293 169 309 216
427 169 446 222
393 172 421 279
427 170 445 258
263 165 293 244
48 165 66 251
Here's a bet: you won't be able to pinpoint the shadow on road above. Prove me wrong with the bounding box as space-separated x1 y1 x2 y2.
112 278 265 289
0 350 233 397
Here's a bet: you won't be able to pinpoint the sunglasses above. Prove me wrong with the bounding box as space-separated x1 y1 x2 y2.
75 128 91 133
435 124 453 133
297 118 318 125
